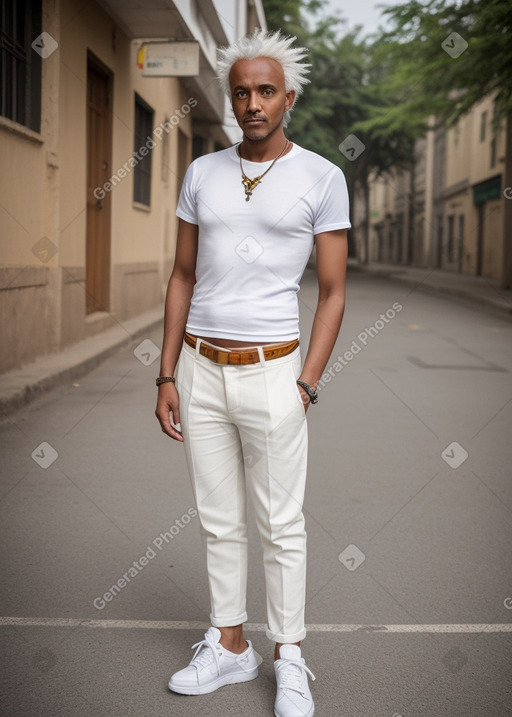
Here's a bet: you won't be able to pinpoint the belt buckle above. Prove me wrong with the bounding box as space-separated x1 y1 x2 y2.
216 349 229 365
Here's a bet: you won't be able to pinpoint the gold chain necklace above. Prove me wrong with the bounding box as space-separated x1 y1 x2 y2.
237 139 289 201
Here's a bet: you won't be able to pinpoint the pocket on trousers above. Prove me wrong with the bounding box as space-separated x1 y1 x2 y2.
289 360 307 416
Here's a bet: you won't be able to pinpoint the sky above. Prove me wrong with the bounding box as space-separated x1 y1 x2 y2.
313 0 392 36
212 1 395 43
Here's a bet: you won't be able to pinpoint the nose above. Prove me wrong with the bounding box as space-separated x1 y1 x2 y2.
247 91 261 113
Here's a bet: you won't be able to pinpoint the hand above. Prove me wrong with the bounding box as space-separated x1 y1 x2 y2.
297 386 310 414
155 383 184 442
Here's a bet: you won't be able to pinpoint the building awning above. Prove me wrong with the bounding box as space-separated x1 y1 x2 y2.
473 175 502 204
97 0 227 45
97 0 228 124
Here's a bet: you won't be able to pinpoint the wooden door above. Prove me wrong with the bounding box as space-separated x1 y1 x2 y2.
86 56 112 313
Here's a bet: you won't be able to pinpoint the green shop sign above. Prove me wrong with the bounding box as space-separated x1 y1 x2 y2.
473 175 501 204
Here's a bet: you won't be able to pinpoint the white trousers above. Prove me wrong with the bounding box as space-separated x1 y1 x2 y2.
176 338 308 643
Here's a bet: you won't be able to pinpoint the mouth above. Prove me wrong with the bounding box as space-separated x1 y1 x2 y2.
244 117 265 126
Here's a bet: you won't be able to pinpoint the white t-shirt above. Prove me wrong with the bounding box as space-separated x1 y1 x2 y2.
176 143 351 341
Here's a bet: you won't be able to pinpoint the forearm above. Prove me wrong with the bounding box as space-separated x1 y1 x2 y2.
159 274 194 376
299 293 346 387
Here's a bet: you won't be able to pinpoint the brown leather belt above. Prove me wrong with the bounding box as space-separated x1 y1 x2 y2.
184 332 299 365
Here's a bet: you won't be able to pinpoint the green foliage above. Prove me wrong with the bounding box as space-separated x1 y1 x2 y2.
379 0 512 125
261 0 512 180
260 0 512 265
262 0 418 179
288 22 368 167
263 0 325 33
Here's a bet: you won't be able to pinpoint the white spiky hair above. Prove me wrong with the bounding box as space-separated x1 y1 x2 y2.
217 29 310 122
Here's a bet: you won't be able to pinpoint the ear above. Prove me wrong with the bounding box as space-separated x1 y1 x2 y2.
284 90 296 112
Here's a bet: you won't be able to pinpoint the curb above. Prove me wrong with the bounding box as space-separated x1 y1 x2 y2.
348 261 512 322
0 304 164 417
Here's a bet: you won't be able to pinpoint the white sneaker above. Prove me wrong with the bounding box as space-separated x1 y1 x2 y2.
274 644 316 717
168 626 259 695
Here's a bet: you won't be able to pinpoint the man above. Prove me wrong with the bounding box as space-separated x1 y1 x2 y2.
155 29 350 717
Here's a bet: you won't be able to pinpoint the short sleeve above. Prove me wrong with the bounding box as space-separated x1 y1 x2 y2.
313 166 351 235
176 160 198 225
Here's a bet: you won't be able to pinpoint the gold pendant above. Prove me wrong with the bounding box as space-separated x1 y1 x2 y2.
242 176 261 201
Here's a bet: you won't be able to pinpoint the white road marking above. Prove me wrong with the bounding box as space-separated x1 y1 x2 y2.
1 618 511 632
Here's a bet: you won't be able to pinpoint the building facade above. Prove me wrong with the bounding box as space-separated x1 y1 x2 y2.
353 95 508 282
0 0 265 374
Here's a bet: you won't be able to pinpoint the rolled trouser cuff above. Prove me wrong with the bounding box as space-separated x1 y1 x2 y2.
266 626 307 643
211 611 248 628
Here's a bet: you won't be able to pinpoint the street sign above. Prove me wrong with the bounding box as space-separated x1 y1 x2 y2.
138 42 200 77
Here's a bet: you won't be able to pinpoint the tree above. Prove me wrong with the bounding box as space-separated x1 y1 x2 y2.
345 36 422 263
375 0 512 285
264 2 400 256
263 0 325 33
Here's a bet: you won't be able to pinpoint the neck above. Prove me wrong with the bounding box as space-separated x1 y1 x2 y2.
239 130 288 162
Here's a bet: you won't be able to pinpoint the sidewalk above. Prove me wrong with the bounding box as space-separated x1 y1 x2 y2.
2 260 511 417
0 303 164 417
349 259 512 321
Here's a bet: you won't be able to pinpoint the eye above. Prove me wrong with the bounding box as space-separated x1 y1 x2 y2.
262 89 273 96
235 90 247 99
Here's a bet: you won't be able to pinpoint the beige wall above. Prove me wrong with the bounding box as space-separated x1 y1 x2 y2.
445 95 506 189
356 93 507 280
367 167 412 265
469 95 507 184
57 0 190 332
0 0 203 372
443 94 506 278
445 114 472 188
481 199 503 278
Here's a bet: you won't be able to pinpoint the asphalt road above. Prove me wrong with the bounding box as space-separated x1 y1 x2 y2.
1 266 511 716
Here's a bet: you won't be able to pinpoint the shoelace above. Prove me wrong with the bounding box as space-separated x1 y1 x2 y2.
190 632 222 675
276 657 316 695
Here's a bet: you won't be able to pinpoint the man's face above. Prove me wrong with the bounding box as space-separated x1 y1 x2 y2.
229 57 296 141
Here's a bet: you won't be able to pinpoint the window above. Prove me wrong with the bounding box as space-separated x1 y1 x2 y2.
458 215 465 272
447 214 455 262
479 111 487 142
192 135 206 160
490 134 497 168
133 94 153 206
437 215 443 243
436 215 443 267
0 0 42 131
397 213 403 263
161 116 170 183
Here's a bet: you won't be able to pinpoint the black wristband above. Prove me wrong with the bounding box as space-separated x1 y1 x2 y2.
156 376 176 386
296 379 318 404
